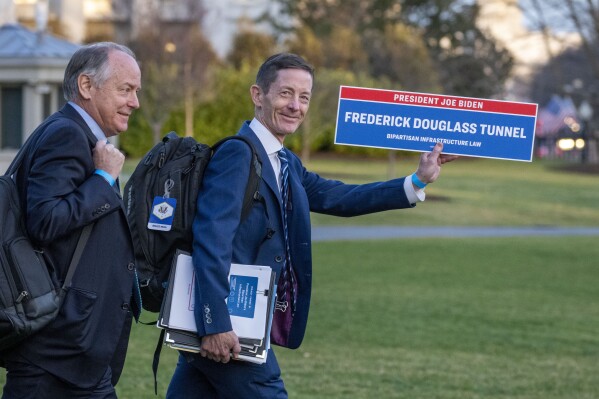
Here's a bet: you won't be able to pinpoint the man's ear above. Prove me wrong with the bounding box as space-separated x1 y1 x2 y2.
78 74 93 100
250 85 262 108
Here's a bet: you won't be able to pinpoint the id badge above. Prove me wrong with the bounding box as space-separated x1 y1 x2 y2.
147 196 177 231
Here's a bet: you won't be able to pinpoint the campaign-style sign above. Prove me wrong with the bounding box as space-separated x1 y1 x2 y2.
334 86 538 162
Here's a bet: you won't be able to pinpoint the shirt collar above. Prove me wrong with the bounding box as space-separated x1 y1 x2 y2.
68 101 107 141
250 118 283 155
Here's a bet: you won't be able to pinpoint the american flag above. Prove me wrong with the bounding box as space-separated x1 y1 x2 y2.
537 95 579 137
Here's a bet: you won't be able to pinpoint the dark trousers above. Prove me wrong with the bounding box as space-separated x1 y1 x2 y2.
2 360 117 399
166 349 287 399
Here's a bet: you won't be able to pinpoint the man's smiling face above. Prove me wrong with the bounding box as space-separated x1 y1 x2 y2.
252 68 313 144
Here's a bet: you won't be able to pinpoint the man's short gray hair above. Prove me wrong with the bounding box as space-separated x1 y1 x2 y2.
63 42 136 102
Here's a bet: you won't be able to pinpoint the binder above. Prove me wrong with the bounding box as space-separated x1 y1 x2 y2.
158 250 277 364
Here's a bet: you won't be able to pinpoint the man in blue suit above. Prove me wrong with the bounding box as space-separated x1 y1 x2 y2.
2 42 142 398
167 53 457 398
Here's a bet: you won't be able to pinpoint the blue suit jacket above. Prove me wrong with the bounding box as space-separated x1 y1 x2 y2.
192 121 414 349
5 104 137 388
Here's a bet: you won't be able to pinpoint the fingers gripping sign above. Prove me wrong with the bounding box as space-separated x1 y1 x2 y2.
93 140 125 180
414 143 459 187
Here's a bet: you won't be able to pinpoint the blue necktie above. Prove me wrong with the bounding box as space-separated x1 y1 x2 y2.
277 148 296 314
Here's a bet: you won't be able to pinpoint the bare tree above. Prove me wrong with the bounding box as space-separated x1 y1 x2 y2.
130 0 217 142
131 27 183 144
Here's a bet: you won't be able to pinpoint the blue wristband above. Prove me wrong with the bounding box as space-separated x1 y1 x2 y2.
411 173 427 189
94 169 116 186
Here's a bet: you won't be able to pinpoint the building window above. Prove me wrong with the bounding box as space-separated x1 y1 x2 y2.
1 87 24 149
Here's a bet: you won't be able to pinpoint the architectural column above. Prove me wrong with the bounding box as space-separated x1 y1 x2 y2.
22 83 48 141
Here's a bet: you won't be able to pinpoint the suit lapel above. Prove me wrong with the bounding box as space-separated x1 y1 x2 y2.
237 122 281 204
60 104 99 146
63 104 124 203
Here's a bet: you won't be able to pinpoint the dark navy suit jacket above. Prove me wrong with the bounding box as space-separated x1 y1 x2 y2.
192 121 414 350
6 104 137 388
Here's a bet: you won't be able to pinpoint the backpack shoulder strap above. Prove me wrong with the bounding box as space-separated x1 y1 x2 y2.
212 136 263 221
5 131 42 177
6 113 97 177
62 223 95 290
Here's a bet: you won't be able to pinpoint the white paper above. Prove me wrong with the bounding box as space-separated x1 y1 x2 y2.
166 254 272 341
167 253 197 332
227 263 272 340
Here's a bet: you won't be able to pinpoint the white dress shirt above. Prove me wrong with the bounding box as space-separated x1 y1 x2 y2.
250 118 285 192
68 101 108 142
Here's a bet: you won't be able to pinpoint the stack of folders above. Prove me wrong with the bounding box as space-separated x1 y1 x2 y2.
157 250 277 364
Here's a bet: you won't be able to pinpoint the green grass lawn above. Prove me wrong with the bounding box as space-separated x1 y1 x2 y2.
282 237 599 399
113 236 599 398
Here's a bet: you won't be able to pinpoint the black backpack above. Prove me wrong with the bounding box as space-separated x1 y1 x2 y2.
123 132 262 313
1 128 93 355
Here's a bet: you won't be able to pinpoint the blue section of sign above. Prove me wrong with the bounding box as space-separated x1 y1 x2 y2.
335 99 536 161
228 275 258 318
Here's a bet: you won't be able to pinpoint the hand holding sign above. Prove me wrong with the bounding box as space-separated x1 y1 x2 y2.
415 143 459 185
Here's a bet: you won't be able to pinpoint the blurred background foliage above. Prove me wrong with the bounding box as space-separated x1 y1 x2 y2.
118 0 518 158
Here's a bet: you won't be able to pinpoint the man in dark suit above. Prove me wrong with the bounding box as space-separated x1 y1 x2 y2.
166 53 457 398
2 42 142 399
